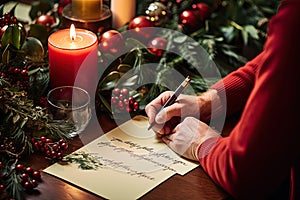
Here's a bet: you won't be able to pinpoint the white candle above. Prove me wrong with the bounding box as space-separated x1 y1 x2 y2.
72 0 103 20
111 0 136 28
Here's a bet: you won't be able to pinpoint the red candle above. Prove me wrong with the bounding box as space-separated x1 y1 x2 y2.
48 25 98 93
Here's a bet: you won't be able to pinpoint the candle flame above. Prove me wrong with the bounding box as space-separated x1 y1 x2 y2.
70 24 76 40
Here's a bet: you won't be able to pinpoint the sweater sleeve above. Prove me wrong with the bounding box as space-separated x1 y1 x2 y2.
210 53 261 116
199 0 300 199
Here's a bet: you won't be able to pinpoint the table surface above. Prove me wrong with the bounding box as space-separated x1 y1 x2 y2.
24 112 237 200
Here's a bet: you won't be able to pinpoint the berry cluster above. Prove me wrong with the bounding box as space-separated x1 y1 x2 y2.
0 65 29 91
31 136 68 161
15 164 41 191
0 12 18 38
111 88 139 113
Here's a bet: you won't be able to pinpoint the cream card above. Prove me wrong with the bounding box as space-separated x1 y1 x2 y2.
44 116 199 199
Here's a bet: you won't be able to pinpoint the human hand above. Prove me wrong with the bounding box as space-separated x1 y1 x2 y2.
161 117 220 161
145 91 201 135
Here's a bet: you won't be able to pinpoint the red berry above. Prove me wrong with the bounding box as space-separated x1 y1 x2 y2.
21 173 29 181
121 88 129 96
61 142 68 150
51 151 57 158
118 101 124 108
0 184 5 191
126 106 132 113
58 139 65 144
52 144 59 151
34 142 39 150
133 102 139 111
113 88 120 95
14 68 20 74
119 94 124 101
111 96 117 104
45 138 53 143
25 167 33 175
21 69 28 76
123 98 129 105
10 17 18 24
31 179 38 188
129 96 135 105
46 150 51 156
23 181 32 190
32 171 41 180
57 152 63 159
15 164 24 172
40 136 46 142
0 161 2 168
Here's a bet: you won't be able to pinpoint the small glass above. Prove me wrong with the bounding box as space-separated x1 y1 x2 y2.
47 86 91 137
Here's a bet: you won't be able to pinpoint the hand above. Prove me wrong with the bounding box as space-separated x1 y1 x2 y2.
162 117 220 161
145 91 201 135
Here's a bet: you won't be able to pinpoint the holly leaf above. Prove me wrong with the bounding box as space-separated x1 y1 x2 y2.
1 24 21 49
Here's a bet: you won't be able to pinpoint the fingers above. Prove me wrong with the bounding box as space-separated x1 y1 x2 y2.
145 91 173 124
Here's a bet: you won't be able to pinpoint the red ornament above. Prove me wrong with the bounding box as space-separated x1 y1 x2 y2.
36 15 55 30
192 3 211 20
179 10 203 33
148 37 168 57
99 30 125 55
127 16 154 40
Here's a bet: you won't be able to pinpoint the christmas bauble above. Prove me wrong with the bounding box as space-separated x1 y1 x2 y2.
192 2 211 20
36 15 56 30
145 2 169 26
21 37 44 62
99 30 125 55
148 37 168 57
127 16 154 40
179 10 203 33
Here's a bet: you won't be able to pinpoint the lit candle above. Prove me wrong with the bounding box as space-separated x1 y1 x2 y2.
72 0 102 20
111 0 136 28
48 24 98 93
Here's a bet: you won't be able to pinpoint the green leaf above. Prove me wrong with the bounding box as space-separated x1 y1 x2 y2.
173 35 188 43
241 29 248 45
1 24 21 49
117 64 132 73
245 25 259 40
221 26 235 42
98 71 121 90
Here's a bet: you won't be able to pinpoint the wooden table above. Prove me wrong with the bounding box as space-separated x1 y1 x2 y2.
24 112 235 200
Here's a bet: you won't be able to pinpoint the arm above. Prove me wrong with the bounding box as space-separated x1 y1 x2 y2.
199 0 300 198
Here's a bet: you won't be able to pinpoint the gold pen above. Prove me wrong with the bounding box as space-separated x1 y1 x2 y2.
148 76 191 130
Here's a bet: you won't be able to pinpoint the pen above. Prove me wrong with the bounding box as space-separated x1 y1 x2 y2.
148 76 191 130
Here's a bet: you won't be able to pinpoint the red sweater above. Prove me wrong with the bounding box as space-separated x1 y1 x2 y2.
199 0 300 199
